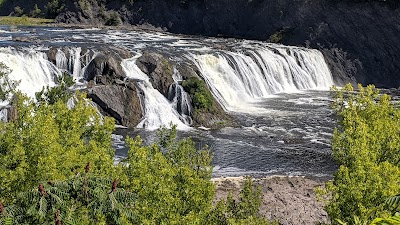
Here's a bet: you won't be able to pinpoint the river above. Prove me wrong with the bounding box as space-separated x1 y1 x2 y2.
0 26 337 178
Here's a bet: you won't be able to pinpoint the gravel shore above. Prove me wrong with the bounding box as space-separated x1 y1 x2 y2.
213 176 330 225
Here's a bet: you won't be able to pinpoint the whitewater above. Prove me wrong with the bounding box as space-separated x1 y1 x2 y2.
0 27 337 177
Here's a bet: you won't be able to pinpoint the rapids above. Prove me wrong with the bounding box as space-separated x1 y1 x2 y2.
0 26 337 177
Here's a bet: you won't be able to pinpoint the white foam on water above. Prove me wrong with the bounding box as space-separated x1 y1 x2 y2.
189 45 334 114
0 47 59 98
121 55 190 130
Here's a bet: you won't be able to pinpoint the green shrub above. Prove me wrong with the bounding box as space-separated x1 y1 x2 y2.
182 77 214 111
105 11 121 26
45 0 65 19
321 84 400 224
267 27 292 44
0 63 17 101
29 4 42 18
13 6 24 17
35 72 74 105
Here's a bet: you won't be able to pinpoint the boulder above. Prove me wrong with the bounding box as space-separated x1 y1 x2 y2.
84 53 126 83
88 84 143 128
136 52 174 97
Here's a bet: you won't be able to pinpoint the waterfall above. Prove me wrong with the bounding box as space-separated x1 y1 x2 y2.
55 47 95 83
69 48 82 80
0 106 7 122
121 55 190 130
190 45 334 112
56 49 68 70
0 47 96 99
0 47 60 98
168 68 193 125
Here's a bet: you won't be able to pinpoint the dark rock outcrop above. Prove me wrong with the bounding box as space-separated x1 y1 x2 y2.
84 53 126 84
12 36 43 44
52 0 400 88
46 47 62 65
88 84 143 127
80 48 143 128
136 52 174 97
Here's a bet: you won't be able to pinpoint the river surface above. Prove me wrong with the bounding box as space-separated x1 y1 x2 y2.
115 90 337 178
0 26 338 178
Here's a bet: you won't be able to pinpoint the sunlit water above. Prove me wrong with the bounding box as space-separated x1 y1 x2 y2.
0 26 338 178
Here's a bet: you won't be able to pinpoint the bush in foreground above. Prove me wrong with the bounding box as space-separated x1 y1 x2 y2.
321 84 400 224
0 66 271 224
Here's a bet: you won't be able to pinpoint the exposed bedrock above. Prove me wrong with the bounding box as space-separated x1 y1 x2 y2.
78 48 232 128
84 53 126 83
136 52 174 97
51 0 400 88
88 84 143 127
65 48 144 128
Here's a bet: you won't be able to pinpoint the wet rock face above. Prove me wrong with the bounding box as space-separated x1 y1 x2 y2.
46 48 60 64
84 53 126 83
136 52 174 97
88 84 143 128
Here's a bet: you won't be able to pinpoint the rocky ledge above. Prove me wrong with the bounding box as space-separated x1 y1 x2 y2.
45 46 233 129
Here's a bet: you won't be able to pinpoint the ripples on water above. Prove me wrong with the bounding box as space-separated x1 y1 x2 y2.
115 90 338 178
0 26 338 178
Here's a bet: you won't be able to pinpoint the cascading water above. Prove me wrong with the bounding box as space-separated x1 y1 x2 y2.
121 54 190 130
0 27 340 177
0 46 97 100
190 45 334 113
168 68 193 125
0 107 7 122
55 47 95 82
55 49 68 70
0 47 59 98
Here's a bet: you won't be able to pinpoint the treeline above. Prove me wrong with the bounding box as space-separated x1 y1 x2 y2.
0 0 130 19
0 0 398 22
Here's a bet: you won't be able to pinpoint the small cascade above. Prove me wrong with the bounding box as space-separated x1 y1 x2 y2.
68 48 82 80
0 47 60 98
168 68 193 125
55 49 67 70
54 47 95 82
121 55 190 130
190 45 334 112
0 107 7 122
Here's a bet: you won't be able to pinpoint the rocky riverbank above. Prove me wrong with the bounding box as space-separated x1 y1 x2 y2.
213 176 330 225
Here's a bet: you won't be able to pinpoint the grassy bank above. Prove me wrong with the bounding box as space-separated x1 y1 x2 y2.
0 16 53 26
